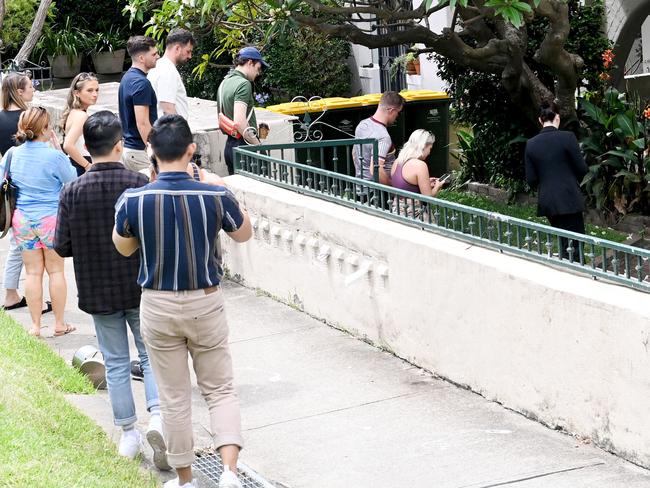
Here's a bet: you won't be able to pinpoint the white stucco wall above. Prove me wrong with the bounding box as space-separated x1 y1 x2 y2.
642 17 650 73
348 3 451 93
223 175 650 469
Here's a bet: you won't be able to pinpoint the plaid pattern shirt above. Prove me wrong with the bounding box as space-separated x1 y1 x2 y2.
55 163 149 314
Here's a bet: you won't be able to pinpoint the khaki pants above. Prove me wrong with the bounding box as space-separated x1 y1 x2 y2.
140 287 243 468
122 147 150 172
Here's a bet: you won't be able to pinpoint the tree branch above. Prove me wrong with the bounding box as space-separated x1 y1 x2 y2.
302 0 427 20
15 0 52 66
533 0 583 119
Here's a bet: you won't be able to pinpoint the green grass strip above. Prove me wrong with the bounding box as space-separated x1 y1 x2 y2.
0 312 158 488
438 190 629 243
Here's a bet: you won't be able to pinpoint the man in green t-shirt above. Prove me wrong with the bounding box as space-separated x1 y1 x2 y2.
218 46 268 175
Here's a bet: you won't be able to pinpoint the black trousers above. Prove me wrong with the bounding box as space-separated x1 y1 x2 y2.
70 155 92 177
224 136 245 176
547 212 585 260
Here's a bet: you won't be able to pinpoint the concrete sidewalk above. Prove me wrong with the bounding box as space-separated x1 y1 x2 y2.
2 238 650 487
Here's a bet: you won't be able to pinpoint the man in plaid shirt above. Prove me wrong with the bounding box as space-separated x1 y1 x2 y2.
54 111 169 468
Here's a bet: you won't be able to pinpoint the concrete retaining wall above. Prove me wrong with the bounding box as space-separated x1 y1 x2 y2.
223 175 650 468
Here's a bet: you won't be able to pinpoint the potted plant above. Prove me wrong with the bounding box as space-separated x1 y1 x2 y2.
389 51 421 79
406 52 421 75
36 18 87 78
90 27 127 74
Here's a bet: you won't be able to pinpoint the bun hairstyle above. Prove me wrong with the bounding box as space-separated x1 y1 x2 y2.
15 106 50 143
539 100 560 123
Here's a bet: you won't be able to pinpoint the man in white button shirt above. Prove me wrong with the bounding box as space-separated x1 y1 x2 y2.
148 29 196 120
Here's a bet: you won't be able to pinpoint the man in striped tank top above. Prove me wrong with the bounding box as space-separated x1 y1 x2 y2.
113 114 252 488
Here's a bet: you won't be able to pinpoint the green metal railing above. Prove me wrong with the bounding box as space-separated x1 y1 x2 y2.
234 139 650 293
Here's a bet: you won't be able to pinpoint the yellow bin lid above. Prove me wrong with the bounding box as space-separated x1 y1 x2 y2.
266 101 312 115
349 95 382 106
400 90 449 101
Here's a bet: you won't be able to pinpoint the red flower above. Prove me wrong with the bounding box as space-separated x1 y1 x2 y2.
599 72 611 82
602 49 614 69
643 107 650 120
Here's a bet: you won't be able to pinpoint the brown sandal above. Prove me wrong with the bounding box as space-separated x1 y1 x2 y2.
53 324 76 336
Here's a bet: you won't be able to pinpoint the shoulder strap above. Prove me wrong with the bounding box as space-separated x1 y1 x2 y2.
218 74 255 123
4 147 14 179
189 162 201 181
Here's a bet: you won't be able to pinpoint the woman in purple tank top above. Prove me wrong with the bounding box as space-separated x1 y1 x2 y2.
391 129 444 217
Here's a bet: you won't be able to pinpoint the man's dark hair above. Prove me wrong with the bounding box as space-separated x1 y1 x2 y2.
150 115 193 162
539 100 560 123
166 28 196 48
234 56 255 67
83 110 123 158
379 91 405 109
127 36 156 58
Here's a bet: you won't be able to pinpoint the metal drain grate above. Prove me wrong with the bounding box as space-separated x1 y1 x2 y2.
193 448 276 488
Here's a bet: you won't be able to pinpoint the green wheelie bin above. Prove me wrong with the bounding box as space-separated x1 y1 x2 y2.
400 90 451 177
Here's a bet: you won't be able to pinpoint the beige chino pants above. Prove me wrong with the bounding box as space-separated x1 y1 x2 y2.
122 147 150 172
140 287 243 468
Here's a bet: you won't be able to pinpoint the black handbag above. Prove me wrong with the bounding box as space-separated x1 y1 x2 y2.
0 148 17 239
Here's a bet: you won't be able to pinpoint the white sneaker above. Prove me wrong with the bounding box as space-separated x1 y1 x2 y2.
162 478 195 488
219 466 243 488
118 429 141 459
146 414 171 471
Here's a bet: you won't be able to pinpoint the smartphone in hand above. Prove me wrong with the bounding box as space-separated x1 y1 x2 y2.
438 173 452 184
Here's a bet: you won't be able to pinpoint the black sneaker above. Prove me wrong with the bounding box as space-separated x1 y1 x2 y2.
130 360 144 381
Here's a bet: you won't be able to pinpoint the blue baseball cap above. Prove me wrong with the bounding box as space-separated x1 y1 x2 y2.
237 47 269 68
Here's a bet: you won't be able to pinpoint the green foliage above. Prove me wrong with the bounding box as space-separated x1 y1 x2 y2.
262 28 351 103
55 0 138 34
578 88 649 217
0 0 43 59
35 17 89 62
437 0 610 194
437 58 532 193
89 25 127 54
180 34 232 101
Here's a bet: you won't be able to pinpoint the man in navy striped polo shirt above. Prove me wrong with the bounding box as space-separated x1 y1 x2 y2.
113 115 252 488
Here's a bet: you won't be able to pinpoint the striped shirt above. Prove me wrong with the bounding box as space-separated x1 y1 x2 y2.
114 171 244 290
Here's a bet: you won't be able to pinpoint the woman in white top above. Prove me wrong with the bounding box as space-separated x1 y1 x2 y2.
61 72 99 175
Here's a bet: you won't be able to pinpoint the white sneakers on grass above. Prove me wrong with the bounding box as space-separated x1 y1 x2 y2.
147 414 171 471
219 466 243 488
118 429 141 459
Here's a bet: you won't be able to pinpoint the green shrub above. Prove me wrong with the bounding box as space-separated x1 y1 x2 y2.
262 29 352 104
54 0 136 33
579 88 649 218
179 34 232 101
1 0 42 59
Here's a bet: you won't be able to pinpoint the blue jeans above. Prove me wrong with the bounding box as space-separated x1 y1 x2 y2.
3 230 23 290
92 307 159 427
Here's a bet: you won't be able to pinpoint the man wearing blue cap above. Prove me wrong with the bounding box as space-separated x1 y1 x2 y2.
217 46 268 175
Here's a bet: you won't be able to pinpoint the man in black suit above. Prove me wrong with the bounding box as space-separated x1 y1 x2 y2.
525 100 588 260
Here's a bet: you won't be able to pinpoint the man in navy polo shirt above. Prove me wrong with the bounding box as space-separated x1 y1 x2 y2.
113 115 252 488
118 35 159 171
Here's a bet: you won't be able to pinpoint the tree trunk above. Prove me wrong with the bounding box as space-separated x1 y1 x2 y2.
14 0 52 66
0 0 5 61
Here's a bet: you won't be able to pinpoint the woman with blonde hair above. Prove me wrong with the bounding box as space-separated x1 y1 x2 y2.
392 129 444 196
1 107 77 336
61 72 99 175
391 129 444 217
0 72 35 311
